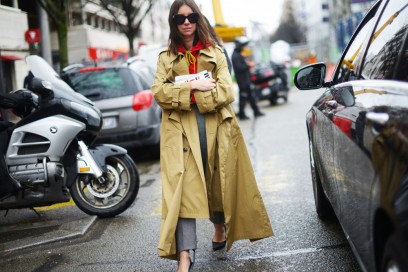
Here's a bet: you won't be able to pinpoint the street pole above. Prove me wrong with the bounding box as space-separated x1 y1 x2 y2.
0 48 9 121
38 2 52 65
0 49 5 94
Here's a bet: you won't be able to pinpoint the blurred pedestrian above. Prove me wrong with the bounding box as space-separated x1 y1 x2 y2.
231 36 265 120
152 0 274 271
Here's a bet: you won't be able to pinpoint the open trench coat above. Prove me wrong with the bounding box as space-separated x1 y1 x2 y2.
151 44 274 259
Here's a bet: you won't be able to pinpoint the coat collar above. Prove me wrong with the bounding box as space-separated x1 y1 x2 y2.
161 44 219 64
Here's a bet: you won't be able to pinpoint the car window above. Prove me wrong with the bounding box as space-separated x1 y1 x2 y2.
65 68 144 101
395 37 408 81
333 3 380 84
361 1 408 81
129 63 155 90
132 68 154 90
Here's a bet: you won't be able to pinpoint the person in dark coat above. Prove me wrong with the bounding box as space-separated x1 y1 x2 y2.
231 37 264 120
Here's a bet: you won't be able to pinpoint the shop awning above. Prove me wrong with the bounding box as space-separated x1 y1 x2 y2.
0 55 23 61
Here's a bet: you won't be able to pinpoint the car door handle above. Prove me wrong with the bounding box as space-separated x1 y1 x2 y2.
366 112 389 125
325 100 338 109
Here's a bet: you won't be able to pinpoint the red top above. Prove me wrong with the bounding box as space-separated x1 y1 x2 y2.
177 40 206 103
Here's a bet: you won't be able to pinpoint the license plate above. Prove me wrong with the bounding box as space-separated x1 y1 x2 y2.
262 88 271 96
102 117 117 129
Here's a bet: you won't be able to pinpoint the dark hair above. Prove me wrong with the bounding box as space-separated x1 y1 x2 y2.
168 0 216 55
204 16 221 46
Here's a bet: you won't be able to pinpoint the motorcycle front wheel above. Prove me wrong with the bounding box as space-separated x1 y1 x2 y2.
70 154 139 218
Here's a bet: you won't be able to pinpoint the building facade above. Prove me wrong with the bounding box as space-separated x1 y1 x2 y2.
0 0 170 91
291 0 376 64
0 4 29 92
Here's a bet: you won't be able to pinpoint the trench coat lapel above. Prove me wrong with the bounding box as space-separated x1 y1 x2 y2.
198 47 217 74
172 53 189 79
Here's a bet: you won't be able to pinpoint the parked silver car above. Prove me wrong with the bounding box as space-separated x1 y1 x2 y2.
62 61 161 154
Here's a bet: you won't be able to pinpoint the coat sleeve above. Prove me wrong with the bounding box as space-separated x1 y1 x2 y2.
151 52 191 111
194 48 235 114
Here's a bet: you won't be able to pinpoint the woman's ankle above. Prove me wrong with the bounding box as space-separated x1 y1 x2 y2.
213 223 226 242
177 250 190 272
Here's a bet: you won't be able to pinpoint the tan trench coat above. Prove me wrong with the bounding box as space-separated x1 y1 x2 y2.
152 45 273 259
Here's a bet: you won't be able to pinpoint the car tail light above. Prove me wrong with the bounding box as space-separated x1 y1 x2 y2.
251 75 257 81
133 90 153 111
259 82 269 88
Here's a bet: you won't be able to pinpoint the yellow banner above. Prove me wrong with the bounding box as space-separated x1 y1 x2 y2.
214 26 245 42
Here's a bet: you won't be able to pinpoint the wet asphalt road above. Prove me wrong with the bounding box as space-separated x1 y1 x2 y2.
0 88 361 272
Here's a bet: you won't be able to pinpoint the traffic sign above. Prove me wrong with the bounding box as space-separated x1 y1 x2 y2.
25 29 41 44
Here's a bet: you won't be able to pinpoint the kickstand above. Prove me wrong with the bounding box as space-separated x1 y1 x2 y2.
30 208 41 218
4 209 9 217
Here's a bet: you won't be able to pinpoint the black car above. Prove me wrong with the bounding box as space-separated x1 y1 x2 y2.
294 0 408 271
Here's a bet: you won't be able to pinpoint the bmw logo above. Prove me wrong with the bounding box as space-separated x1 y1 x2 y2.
50 127 58 134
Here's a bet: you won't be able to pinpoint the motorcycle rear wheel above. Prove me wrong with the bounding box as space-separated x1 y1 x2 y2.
70 154 139 218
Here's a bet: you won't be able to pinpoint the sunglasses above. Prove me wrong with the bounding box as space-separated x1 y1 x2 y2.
173 13 199 25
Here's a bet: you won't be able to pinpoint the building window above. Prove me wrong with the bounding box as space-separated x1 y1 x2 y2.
71 12 82 26
94 16 99 28
86 13 92 26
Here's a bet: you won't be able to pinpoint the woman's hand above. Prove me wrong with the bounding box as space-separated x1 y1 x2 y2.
190 79 216 92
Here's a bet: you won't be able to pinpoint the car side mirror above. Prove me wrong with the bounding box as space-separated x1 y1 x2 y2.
294 63 327 90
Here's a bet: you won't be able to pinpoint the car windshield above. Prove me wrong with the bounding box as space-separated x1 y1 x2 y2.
26 55 95 106
64 68 144 101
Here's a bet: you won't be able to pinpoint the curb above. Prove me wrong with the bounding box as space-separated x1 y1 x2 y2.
0 216 97 255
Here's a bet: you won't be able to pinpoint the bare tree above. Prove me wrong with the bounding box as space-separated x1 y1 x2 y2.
270 0 306 44
97 0 156 57
35 0 69 70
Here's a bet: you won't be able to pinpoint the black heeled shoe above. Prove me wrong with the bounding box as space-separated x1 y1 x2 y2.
189 250 195 271
212 224 226 251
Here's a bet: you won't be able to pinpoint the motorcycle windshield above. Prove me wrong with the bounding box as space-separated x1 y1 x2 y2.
26 55 94 105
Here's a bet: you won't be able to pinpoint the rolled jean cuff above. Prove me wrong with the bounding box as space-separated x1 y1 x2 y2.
176 218 197 253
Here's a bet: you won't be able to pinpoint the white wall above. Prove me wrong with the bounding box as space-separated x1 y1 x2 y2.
0 5 29 50
0 5 29 90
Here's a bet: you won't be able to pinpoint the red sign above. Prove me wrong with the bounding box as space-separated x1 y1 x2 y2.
88 47 128 61
25 29 41 44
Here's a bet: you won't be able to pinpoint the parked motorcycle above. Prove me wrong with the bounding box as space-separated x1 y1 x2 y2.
0 55 139 218
251 61 290 105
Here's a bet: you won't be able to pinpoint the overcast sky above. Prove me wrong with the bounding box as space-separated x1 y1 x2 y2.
194 0 285 34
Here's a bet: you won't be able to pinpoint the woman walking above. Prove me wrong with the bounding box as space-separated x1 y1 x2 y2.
152 1 273 271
